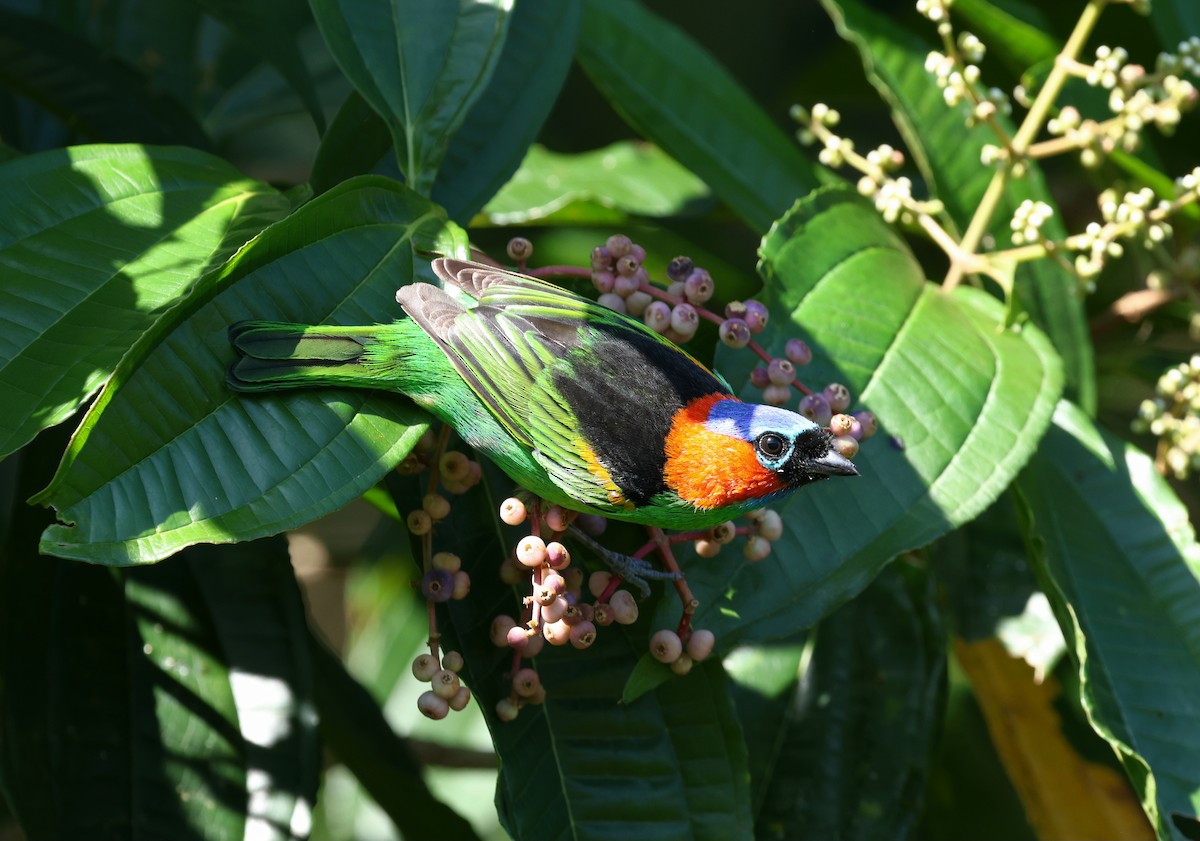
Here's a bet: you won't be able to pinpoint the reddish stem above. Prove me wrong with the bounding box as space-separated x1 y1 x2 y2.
597 576 625 604
527 265 591 281
646 527 699 638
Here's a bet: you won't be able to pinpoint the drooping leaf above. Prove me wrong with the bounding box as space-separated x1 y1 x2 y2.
0 9 210 148
34 177 468 564
577 0 819 233
481 142 711 225
641 187 1062 685
433 0 582 223
732 563 945 840
819 0 1095 414
309 0 513 195
0 144 289 459
309 91 393 195
1015 401 1200 841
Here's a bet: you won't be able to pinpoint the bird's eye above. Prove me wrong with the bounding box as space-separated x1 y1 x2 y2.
756 432 787 458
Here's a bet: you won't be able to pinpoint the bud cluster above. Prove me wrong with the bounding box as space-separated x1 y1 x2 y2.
1134 354 1200 479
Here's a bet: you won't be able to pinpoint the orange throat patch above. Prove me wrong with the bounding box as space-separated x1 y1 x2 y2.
662 394 786 509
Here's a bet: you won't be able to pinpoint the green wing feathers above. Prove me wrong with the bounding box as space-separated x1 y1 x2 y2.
227 321 420 392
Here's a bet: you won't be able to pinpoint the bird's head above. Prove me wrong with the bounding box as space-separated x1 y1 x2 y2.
663 395 859 511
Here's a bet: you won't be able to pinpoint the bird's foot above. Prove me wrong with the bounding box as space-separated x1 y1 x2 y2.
567 525 682 600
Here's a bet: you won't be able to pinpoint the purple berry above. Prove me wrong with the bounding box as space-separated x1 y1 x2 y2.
750 366 770 389
766 357 794 385
670 303 699 340
799 393 833 427
644 300 671 333
763 384 791 405
719 318 751 348
630 244 647 263
590 245 612 270
613 272 640 297
725 300 748 320
420 569 454 603
592 270 615 294
743 300 769 333
785 338 812 366
616 254 640 277
667 255 695 282
605 234 633 258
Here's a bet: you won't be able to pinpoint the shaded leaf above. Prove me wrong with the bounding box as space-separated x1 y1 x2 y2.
0 144 288 459
1015 401 1200 841
309 91 392 195
577 0 818 233
0 9 210 147
733 563 945 840
34 177 467 564
819 0 1095 414
481 142 711 225
952 0 1057 74
309 0 512 195
433 0 582 223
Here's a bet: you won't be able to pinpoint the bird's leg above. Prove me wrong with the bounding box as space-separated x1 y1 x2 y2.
566 525 682 600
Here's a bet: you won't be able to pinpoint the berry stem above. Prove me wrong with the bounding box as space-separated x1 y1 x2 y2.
646 527 699 635
527 265 592 281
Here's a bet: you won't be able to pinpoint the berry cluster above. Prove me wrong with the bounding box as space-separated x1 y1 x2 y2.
1134 354 1200 479
487 496 723 720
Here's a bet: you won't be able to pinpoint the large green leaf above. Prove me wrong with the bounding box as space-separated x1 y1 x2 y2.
0 10 210 147
820 0 1095 415
731 563 945 840
432 0 582 223
309 0 512 195
1016 401 1200 841
650 188 1062 662
384 463 754 841
481 142 711 225
0 144 288 459
576 0 819 233
33 177 467 564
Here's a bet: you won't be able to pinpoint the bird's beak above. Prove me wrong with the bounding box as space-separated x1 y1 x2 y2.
810 450 860 477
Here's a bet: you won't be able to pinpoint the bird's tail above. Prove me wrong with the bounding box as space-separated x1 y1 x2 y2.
227 321 408 393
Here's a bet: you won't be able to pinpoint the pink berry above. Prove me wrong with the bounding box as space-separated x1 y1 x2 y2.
683 269 714 303
743 536 771 561
605 234 633 257
610 590 639 624
626 290 653 316
541 596 567 624
616 254 640 277
644 301 672 333
686 629 716 661
418 690 449 720
763 384 791 406
588 571 613 598
491 615 517 647
719 318 751 349
496 698 520 722
431 669 461 700
449 686 471 712
854 411 878 439
499 497 527 526
670 303 699 340
823 382 851 412
833 436 859 459
442 650 464 672
592 270 615 294
694 538 721 558
516 535 547 567
785 338 813 365
507 625 532 649
513 667 541 697
543 618 572 645
412 653 438 682
799 393 833 427
523 634 545 657
649 629 683 663
546 541 571 570
593 603 614 626
613 272 640 297
451 570 471 599
756 509 783 541
570 620 597 649
750 367 770 388
767 357 794 385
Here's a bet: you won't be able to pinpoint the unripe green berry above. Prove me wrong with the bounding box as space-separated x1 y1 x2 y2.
496 698 520 722
670 654 694 676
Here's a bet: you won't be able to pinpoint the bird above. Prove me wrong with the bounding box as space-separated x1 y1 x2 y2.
228 257 858 536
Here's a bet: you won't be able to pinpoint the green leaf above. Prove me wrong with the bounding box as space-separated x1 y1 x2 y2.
732 563 945 839
675 187 1062 655
577 0 819 233
819 0 1096 415
309 91 393 195
1015 401 1200 841
0 9 210 147
481 142 711 225
382 463 754 841
952 0 1057 74
433 0 582 223
0 144 289 459
34 177 468 564
189 0 326 132
309 0 513 195
1149 0 1200 51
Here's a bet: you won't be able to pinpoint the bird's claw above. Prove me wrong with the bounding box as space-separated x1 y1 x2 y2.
566 525 682 600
